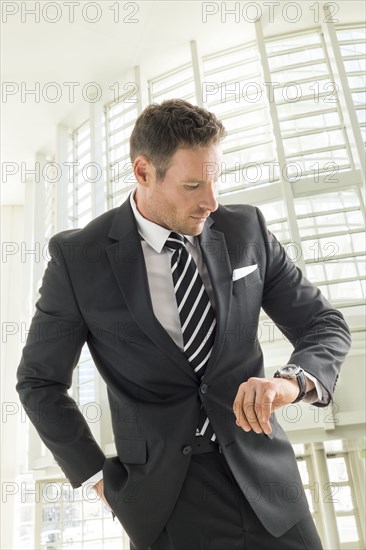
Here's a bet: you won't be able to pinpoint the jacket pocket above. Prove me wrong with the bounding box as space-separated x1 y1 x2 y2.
233 268 262 295
115 437 147 464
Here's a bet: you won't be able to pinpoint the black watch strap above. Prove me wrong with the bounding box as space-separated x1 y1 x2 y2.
292 370 307 403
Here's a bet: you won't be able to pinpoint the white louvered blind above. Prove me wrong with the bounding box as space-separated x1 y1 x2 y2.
202 43 278 192
265 30 353 179
105 96 138 208
149 63 195 104
336 25 366 148
295 189 365 304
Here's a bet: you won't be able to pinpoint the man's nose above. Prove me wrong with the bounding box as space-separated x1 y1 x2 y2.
199 184 219 212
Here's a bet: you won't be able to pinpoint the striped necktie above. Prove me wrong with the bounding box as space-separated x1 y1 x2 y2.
165 232 217 441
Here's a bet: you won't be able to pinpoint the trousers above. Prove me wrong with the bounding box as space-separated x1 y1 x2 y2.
130 448 323 550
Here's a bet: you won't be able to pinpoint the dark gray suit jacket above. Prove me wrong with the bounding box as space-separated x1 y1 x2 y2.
16 199 351 548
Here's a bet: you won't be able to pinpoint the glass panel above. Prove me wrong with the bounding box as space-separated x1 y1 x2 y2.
84 539 103 549
266 29 352 173
298 210 364 235
204 44 256 71
336 515 359 543
78 361 94 385
324 258 365 279
203 42 274 192
281 111 340 134
327 456 348 482
273 62 328 83
41 525 62 548
305 489 315 513
297 460 310 485
269 47 324 70
302 233 365 260
103 538 125 549
39 480 125 549
103 517 124 535
337 26 366 146
83 519 102 540
333 486 355 512
83 500 102 520
106 96 138 202
283 129 345 156
340 42 366 57
78 383 95 405
63 522 82 543
267 33 320 53
344 58 366 71
337 29 366 41
295 190 359 214
151 64 193 95
322 279 364 302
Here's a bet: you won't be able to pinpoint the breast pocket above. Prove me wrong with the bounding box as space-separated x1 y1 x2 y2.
233 267 262 295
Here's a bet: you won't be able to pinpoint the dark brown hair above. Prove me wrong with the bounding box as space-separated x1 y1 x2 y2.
130 99 226 179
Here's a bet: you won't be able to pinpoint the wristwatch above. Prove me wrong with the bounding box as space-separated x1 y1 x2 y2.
274 364 307 403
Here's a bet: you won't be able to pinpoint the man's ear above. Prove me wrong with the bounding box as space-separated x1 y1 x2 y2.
134 156 154 186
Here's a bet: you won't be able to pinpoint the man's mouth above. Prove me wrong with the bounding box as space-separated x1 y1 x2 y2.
191 215 209 221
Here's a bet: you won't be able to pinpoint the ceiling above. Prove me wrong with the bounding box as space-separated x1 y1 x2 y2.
1 0 363 204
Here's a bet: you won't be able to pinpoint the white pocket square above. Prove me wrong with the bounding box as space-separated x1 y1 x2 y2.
232 264 258 281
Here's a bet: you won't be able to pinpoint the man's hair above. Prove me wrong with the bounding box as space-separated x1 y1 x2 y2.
130 99 226 180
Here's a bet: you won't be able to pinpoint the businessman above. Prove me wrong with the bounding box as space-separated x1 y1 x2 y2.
17 99 351 549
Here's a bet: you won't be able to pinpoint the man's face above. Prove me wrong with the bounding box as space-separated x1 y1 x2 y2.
134 144 222 236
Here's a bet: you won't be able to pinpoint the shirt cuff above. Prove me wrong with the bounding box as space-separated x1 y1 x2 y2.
81 469 104 488
302 371 324 403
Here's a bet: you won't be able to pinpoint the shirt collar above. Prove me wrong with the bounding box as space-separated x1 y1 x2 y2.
129 189 196 253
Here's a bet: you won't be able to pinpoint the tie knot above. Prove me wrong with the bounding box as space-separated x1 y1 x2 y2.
165 232 186 251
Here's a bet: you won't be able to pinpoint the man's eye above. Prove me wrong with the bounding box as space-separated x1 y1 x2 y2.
185 185 199 190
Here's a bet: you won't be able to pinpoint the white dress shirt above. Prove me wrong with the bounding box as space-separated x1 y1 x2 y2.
82 190 322 488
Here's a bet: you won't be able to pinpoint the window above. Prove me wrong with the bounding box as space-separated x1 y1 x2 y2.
68 121 93 229
149 63 195 104
74 345 95 405
295 189 365 304
296 454 322 534
105 94 139 208
257 200 290 242
202 43 278 192
266 30 353 178
294 444 365 550
37 480 128 550
14 475 36 550
336 26 366 147
326 453 364 547
44 174 56 242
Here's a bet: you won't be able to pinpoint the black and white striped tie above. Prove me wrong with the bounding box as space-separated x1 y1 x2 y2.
165 232 217 441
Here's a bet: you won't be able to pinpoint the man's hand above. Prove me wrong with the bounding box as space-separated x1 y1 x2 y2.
92 479 111 510
233 376 314 435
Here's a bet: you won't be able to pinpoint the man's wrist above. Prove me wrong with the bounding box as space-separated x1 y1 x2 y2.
274 365 307 403
305 377 315 393
81 469 104 488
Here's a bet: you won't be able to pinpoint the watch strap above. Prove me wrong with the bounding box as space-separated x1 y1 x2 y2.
292 369 307 403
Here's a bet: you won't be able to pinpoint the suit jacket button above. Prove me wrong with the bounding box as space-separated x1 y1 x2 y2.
200 383 208 394
182 445 193 456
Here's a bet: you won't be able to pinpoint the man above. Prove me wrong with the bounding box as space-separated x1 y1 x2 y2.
16 99 351 549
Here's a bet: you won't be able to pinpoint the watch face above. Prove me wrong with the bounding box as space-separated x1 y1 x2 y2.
282 365 300 375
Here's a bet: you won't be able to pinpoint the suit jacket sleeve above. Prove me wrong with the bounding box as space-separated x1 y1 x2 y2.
256 207 352 406
16 234 106 488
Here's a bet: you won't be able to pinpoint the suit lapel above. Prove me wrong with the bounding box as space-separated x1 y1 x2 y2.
198 221 233 377
106 200 197 382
